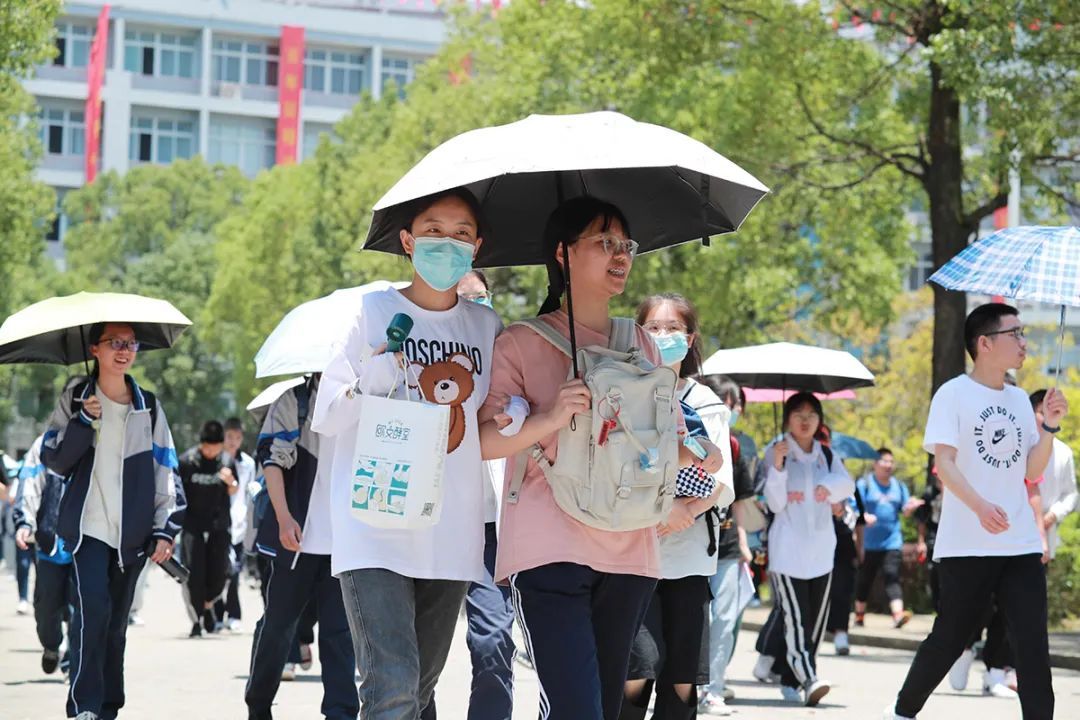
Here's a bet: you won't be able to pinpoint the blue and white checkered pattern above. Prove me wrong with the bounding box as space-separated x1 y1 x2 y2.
929 226 1080 306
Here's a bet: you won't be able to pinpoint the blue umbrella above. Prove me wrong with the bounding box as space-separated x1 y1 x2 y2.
830 433 879 461
929 225 1080 382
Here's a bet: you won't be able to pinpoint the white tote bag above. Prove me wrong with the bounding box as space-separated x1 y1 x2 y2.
348 380 450 530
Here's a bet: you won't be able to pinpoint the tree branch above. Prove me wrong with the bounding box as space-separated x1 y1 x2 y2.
794 84 926 182
963 192 1008 230
837 0 916 38
797 159 893 192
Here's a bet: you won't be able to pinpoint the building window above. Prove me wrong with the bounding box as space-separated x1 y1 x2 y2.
305 48 367 95
38 105 85 156
53 22 93 68
907 243 934 292
212 38 278 86
302 122 335 160
208 117 276 177
129 114 196 164
124 29 197 78
381 55 418 97
45 189 69 243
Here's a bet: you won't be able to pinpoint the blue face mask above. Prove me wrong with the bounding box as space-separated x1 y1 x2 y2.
653 332 689 366
411 237 475 292
471 296 493 308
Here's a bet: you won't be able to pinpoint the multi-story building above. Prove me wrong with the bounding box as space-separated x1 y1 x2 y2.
28 0 447 259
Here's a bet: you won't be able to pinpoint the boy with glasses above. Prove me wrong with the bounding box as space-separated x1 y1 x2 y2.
886 303 1067 720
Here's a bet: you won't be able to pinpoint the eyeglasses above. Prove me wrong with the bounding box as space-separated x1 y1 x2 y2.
985 326 1026 341
459 292 490 302
791 412 820 423
98 338 140 352
642 321 688 335
582 233 639 258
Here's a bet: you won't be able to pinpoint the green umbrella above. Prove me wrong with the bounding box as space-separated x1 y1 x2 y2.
0 292 192 368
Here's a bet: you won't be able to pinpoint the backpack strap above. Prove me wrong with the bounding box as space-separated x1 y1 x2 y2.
511 318 574 359
822 444 834 472
295 377 312 431
506 445 554 505
608 318 637 353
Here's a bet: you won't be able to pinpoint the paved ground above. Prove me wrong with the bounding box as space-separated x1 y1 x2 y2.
3 562 1080 719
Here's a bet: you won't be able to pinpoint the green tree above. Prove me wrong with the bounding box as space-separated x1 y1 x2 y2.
0 0 64 432
759 1 1079 394
60 158 250 443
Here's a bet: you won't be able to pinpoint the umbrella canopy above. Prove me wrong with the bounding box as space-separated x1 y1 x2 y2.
254 281 408 378
930 225 1080 382
701 342 875 395
743 388 856 404
246 376 307 427
830 432 879 461
929 225 1080 305
0 291 191 365
364 111 769 268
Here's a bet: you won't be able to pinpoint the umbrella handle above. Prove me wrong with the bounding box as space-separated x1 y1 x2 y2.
1054 305 1067 389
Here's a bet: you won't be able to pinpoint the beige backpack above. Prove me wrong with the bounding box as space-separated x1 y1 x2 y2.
506 318 680 531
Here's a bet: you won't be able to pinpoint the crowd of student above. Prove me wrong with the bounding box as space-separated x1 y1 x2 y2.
0 186 1075 720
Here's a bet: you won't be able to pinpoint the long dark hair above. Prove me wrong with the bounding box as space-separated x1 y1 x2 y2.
538 196 631 315
634 293 703 378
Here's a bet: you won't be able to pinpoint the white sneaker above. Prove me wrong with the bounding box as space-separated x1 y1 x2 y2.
281 663 296 681
128 612 144 627
834 631 850 656
753 654 780 683
780 685 802 702
804 679 830 706
983 669 1018 699
227 618 242 632
16 600 29 615
1004 668 1018 692
883 705 915 720
697 693 733 716
948 648 974 691
722 686 735 701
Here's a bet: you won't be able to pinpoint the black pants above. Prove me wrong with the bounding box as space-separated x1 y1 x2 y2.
68 536 146 719
894 554 1052 720
215 542 244 621
246 553 357 719
827 556 857 633
856 548 903 603
509 562 656 720
182 528 230 619
764 572 831 689
35 558 74 653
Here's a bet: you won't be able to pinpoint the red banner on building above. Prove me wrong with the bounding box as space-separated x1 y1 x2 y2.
276 26 305 166
84 5 110 183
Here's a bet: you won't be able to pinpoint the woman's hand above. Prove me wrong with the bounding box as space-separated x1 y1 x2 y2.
657 498 696 537
694 438 724 475
487 391 513 430
545 379 591 429
814 485 830 503
150 539 173 564
786 490 805 504
83 395 102 419
773 439 789 470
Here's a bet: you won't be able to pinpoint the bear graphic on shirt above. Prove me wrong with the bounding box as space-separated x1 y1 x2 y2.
408 353 475 454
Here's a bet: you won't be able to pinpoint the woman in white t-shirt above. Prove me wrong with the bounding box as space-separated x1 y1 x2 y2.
757 393 852 707
619 293 734 720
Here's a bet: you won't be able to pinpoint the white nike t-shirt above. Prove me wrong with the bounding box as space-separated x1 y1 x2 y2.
923 374 1042 560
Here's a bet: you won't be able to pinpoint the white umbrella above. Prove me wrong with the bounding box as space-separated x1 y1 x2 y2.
702 342 875 394
246 375 307 427
254 281 407 378
365 111 769 268
0 291 191 366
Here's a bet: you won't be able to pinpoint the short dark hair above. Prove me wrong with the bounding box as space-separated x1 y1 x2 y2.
782 392 824 430
199 420 225 444
700 375 743 409
400 187 484 239
964 303 1019 360
1030 389 1048 411
876 447 894 459
224 417 244 433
